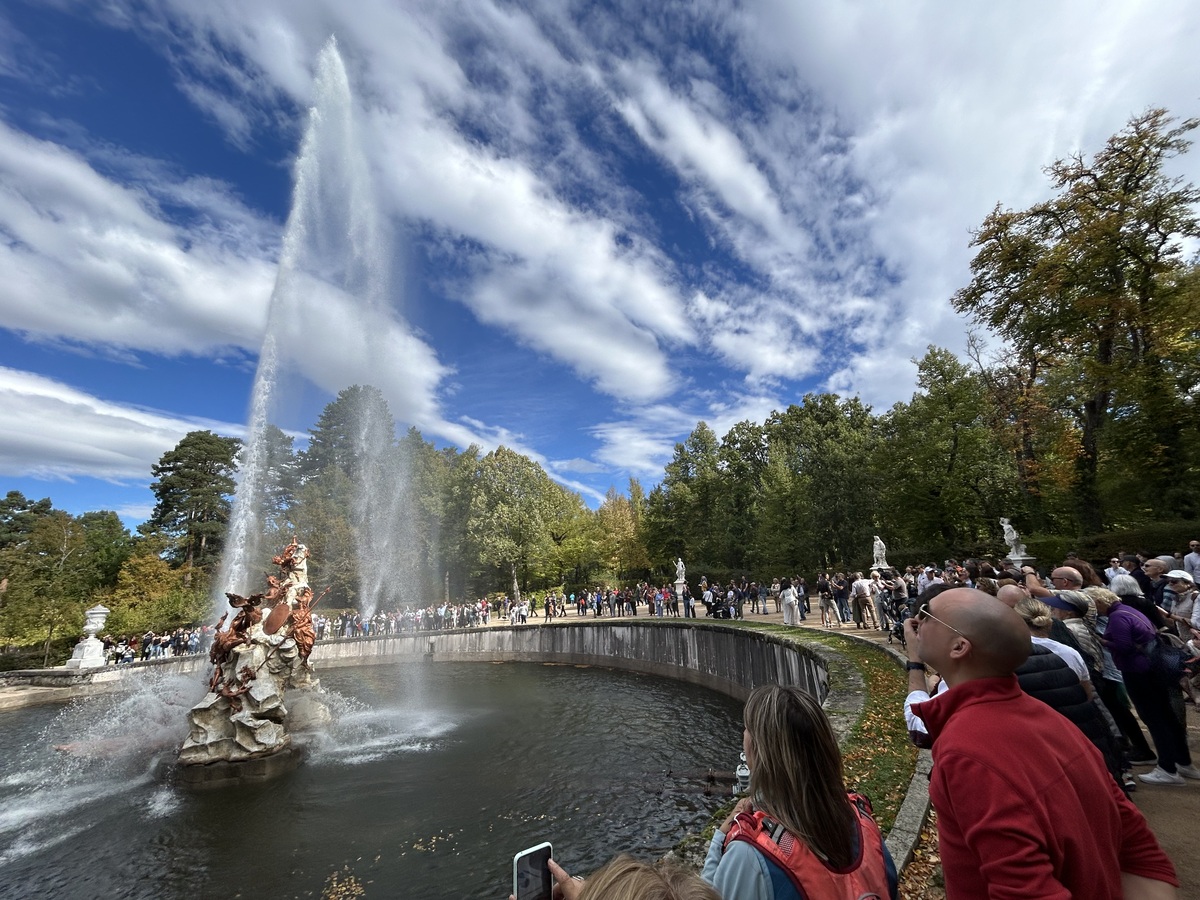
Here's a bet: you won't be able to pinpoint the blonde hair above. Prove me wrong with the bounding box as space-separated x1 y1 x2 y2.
742 684 856 867
1083 586 1119 611
579 856 720 900
1014 597 1053 633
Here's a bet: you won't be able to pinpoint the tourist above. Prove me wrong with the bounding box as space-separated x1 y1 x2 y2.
1094 581 1198 785
780 577 798 625
848 572 878 629
508 855 720 900
795 576 809 617
818 579 839 628
1185 540 1200 583
702 684 896 899
908 588 1178 896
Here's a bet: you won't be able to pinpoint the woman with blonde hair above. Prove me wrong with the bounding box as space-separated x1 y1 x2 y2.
703 684 897 899
1014 597 1096 700
524 855 720 900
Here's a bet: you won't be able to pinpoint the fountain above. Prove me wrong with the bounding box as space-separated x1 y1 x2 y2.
218 35 417 617
0 663 743 897
178 36 416 783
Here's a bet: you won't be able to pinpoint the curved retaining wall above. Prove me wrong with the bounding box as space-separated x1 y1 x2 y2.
311 620 829 703
0 621 828 706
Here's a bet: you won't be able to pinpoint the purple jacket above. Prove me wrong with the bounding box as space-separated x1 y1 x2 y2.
1103 601 1156 674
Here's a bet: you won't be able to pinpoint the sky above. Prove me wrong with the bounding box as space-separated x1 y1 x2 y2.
1 0 1199 527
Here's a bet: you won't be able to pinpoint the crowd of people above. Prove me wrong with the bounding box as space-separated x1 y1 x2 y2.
100 626 210 664
501 543 1195 899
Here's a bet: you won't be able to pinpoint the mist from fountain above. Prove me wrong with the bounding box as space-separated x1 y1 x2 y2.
218 36 419 616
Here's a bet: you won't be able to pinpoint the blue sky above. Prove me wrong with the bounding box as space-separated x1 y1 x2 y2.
2 0 1198 527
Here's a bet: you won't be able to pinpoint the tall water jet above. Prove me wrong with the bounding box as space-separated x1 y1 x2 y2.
219 36 418 616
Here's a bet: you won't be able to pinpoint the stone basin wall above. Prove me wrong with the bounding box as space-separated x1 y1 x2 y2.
311 620 828 703
0 621 828 705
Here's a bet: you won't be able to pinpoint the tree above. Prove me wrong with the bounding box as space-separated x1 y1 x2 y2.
954 109 1200 529
145 430 240 578
105 543 207 635
256 423 301 537
651 423 722 569
596 487 649 582
0 490 53 550
0 511 92 665
291 466 359 607
299 385 395 483
716 421 768 571
875 348 1021 549
763 394 879 571
78 510 134 593
468 447 558 600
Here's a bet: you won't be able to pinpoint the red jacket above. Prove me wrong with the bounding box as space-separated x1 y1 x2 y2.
913 675 1176 899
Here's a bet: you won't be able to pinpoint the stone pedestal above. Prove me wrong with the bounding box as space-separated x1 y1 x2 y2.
64 636 106 670
674 579 687 610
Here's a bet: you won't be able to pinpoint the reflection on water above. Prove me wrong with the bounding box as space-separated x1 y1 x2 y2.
0 662 742 899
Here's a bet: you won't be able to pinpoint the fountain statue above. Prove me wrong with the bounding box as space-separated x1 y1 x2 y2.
872 535 888 570
177 536 329 785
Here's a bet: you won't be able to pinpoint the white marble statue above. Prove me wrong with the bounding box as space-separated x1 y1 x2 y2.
1000 517 1027 559
675 557 686 582
872 535 888 570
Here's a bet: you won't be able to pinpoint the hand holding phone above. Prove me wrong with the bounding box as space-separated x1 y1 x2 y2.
513 842 553 900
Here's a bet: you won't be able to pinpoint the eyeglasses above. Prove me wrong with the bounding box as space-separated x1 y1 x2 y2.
916 607 967 639
1169 579 1192 586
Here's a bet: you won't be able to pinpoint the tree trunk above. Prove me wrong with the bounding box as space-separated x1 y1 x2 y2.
1075 395 1106 533
42 623 56 669
510 562 520 603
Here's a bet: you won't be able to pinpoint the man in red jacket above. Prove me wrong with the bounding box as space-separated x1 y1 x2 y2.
910 587 1177 899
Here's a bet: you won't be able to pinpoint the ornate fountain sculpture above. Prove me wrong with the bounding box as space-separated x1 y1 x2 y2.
177 536 329 786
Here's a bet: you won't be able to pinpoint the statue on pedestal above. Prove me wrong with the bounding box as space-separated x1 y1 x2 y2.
675 557 686 582
1000 518 1028 560
872 535 889 570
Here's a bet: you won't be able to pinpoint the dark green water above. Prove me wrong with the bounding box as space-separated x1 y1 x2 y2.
0 662 743 899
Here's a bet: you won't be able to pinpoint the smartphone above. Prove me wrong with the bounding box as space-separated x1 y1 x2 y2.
513 841 553 900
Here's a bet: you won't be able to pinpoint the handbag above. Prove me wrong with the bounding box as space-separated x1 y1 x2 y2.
1140 632 1187 685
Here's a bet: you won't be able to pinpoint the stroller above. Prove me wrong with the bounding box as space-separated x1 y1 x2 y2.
885 593 915 648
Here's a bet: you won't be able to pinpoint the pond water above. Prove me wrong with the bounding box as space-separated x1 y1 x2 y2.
0 662 743 899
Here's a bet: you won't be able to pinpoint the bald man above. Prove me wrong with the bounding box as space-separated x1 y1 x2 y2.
908 588 1177 899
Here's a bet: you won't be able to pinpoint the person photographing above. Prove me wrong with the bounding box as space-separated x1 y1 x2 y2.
702 684 897 899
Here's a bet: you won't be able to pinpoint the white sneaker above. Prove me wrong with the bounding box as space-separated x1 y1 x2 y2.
1139 767 1186 785
1174 764 1200 780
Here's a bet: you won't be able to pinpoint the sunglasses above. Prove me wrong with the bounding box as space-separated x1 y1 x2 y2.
916 607 967 639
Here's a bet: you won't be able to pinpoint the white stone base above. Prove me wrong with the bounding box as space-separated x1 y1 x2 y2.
64 637 106 670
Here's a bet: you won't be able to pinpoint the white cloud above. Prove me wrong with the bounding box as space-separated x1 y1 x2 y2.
5 0 1200 504
0 367 242 481
0 120 276 355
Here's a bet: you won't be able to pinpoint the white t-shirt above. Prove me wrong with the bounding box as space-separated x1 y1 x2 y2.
1031 636 1090 683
